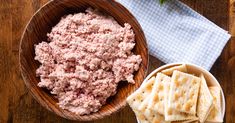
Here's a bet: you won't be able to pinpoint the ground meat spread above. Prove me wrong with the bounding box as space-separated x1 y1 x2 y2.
34 8 142 115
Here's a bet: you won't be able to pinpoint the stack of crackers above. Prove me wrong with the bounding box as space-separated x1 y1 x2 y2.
127 64 223 123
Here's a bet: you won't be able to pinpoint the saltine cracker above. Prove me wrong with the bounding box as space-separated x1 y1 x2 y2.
127 77 155 111
168 71 201 114
197 74 213 123
206 87 223 122
161 64 187 76
147 73 171 115
140 97 170 123
164 74 197 121
127 77 156 123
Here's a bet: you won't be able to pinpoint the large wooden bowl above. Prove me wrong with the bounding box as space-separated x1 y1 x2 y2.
19 0 148 121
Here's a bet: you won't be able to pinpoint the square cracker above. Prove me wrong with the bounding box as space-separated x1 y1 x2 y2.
147 73 171 115
161 64 187 76
127 76 155 111
139 97 170 123
197 74 213 123
206 87 223 122
164 77 197 121
168 70 201 114
127 77 156 123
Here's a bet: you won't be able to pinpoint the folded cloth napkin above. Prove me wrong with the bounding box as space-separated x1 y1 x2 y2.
117 0 231 70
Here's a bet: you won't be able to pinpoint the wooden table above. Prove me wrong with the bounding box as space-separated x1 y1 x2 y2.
0 0 234 122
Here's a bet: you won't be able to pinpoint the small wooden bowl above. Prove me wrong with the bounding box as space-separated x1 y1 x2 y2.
137 63 225 123
19 0 148 121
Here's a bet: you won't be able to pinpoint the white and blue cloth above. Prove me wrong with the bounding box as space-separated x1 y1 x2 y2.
118 0 231 70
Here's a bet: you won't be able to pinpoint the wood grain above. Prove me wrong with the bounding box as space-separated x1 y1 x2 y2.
0 0 235 123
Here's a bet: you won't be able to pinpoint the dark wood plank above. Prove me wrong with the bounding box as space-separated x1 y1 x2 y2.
0 0 12 122
0 0 234 123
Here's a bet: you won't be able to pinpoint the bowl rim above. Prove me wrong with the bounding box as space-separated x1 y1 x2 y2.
136 63 225 123
19 0 149 121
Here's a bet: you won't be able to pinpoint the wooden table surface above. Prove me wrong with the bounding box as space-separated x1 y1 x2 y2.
0 0 234 123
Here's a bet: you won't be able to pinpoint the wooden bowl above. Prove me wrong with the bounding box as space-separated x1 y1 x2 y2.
137 63 225 123
19 0 148 121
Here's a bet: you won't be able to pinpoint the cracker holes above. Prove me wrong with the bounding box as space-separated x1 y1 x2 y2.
190 105 193 109
189 86 192 89
192 93 195 96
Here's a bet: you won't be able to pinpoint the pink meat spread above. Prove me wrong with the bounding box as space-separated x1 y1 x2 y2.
34 8 142 115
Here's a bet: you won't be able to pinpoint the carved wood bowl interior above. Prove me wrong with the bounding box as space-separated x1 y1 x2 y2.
19 0 148 121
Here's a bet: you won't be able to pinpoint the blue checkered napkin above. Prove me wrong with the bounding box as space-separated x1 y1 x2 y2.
117 0 231 70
